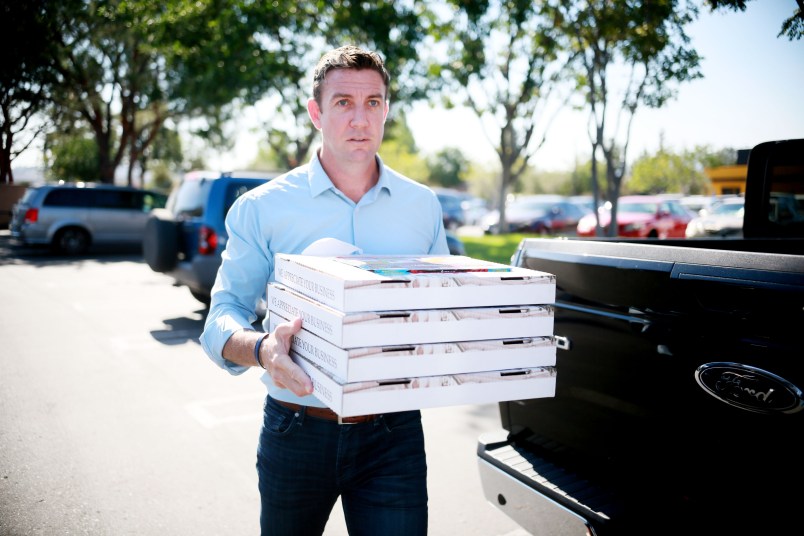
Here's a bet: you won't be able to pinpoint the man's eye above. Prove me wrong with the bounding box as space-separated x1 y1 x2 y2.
368 100 381 107
337 99 349 107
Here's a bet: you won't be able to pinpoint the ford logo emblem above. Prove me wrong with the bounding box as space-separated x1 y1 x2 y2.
695 362 803 415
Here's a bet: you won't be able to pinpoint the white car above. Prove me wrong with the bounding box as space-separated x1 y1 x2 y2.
685 197 745 238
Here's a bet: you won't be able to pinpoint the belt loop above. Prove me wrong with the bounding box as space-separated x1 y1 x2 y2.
338 414 352 425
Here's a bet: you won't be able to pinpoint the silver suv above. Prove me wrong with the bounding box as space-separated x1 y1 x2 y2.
10 182 167 255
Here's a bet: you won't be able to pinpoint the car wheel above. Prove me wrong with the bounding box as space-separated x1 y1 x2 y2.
52 227 90 255
142 208 179 272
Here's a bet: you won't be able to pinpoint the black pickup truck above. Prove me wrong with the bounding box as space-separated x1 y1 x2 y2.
477 139 804 536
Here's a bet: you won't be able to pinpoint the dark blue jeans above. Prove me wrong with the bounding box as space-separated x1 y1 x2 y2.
257 396 428 536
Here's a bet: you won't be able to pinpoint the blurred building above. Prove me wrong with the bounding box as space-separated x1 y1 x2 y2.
704 149 749 196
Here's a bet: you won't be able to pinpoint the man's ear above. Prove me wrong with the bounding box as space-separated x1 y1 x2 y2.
307 98 322 130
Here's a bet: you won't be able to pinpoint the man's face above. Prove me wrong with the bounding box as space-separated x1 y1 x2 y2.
309 68 389 165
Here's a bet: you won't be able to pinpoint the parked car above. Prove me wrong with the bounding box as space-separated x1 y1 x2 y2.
10 182 167 255
432 187 467 230
481 194 587 235
576 195 693 238
685 196 745 237
679 194 722 217
567 194 595 215
143 170 281 305
459 194 490 227
144 171 466 306
445 233 466 256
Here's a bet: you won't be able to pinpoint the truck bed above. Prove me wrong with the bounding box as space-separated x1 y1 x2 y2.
478 236 804 535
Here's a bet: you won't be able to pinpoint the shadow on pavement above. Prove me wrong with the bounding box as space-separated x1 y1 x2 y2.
150 311 207 346
0 230 145 266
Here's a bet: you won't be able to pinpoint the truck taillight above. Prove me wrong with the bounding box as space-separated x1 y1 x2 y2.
198 226 218 255
24 208 39 223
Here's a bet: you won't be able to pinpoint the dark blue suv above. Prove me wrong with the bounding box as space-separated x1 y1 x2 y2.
143 170 281 305
143 170 466 307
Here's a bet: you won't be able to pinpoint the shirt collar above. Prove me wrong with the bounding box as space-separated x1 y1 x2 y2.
307 151 392 199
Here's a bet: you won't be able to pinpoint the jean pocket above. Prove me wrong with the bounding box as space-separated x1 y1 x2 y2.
380 410 422 433
263 398 301 436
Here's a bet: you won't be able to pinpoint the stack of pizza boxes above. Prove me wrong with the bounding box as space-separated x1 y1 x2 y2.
267 254 557 417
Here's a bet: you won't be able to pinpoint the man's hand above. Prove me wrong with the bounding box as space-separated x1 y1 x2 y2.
265 317 313 396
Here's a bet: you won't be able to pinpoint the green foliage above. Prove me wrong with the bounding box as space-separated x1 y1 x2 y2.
147 162 175 193
628 148 708 194
0 0 71 183
464 162 502 204
459 233 535 265
379 139 429 182
547 0 703 236
379 115 428 181
48 135 100 182
705 0 803 40
689 145 738 168
562 158 601 196
427 147 469 188
425 0 572 226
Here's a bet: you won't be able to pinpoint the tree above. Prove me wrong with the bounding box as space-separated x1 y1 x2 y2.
424 1 574 232
46 131 99 182
628 147 711 195
0 1 69 183
49 1 165 183
46 0 303 183
252 0 429 171
379 113 428 181
548 0 702 236
427 147 470 188
706 0 804 40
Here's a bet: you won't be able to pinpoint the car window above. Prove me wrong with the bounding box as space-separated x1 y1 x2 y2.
714 202 744 216
142 192 167 212
44 188 91 207
563 203 583 218
223 182 264 219
667 202 689 216
92 189 139 210
437 195 462 212
619 202 656 214
20 189 38 205
171 179 213 217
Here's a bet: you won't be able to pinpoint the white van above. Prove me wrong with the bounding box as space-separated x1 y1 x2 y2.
10 182 167 254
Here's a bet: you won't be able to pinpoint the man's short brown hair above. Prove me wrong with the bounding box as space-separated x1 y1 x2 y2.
312 45 390 105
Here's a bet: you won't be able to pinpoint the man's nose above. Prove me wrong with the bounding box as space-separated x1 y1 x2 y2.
350 105 370 126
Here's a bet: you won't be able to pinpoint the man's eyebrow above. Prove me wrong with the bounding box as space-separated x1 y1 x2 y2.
329 92 386 101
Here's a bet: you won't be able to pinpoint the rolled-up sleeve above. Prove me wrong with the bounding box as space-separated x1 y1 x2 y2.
200 197 273 375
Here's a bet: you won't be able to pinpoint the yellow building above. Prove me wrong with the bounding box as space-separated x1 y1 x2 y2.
703 149 749 195
704 164 746 195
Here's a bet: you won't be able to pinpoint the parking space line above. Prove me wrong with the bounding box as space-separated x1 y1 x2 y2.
185 392 265 428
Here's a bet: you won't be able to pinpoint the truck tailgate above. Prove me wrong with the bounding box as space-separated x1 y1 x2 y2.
478 238 804 535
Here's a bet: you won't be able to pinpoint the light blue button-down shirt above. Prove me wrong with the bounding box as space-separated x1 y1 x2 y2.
200 152 449 406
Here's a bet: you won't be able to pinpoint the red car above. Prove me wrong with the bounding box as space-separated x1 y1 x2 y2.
576 195 692 238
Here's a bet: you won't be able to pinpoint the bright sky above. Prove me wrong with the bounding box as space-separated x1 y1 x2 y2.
12 2 803 175
406 1 804 171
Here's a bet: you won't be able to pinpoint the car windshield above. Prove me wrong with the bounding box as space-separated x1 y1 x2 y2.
513 200 554 213
712 202 744 216
619 202 657 214
169 178 213 217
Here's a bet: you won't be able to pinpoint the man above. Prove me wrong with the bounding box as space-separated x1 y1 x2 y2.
200 45 449 535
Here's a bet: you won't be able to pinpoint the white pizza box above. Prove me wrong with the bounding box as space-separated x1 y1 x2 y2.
274 253 556 312
267 283 554 349
293 352 557 417
269 310 556 382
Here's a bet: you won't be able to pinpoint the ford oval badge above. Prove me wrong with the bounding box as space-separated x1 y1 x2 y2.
695 362 803 415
